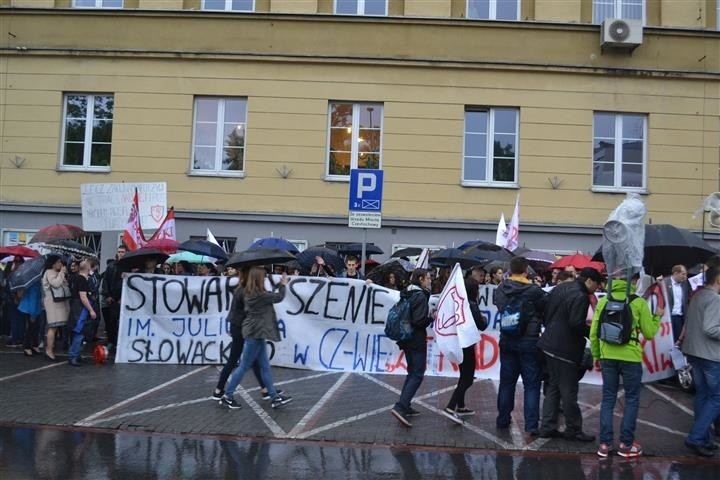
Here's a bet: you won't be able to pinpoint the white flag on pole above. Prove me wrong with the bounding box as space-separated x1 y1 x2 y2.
206 228 220 246
433 263 481 364
503 195 520 251
416 248 430 269
495 213 507 247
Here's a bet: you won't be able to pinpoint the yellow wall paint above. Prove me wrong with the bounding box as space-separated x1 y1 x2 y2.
661 0 705 28
404 0 450 17
139 0 184 8
535 0 581 22
270 0 317 13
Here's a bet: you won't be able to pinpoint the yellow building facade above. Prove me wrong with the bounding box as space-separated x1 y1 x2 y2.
0 1 719 259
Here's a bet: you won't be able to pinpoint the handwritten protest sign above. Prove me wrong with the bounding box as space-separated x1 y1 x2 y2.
116 275 674 383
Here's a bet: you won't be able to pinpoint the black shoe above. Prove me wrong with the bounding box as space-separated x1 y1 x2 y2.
211 389 224 401
219 396 242 410
261 389 283 401
390 408 412 428
686 442 715 457
44 353 58 362
68 358 82 367
704 442 719 451
270 394 293 409
565 431 595 442
539 429 563 438
714 420 720 437
407 407 421 417
527 429 540 437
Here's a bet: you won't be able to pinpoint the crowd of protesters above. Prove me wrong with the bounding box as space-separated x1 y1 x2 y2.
1 244 719 458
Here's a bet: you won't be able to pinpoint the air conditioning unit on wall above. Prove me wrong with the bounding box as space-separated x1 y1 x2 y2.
601 18 643 49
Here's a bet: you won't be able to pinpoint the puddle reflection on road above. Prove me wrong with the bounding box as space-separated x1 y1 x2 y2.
0 425 717 479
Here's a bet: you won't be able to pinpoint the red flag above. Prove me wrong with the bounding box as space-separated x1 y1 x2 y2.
122 189 147 251
148 207 176 242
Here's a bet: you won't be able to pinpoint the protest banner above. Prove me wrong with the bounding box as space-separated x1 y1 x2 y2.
116 275 675 383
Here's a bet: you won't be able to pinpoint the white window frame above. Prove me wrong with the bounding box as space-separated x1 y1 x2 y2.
462 107 519 188
59 93 113 172
325 102 383 181
334 0 388 16
592 0 645 24
190 97 248 178
466 0 521 21
72 0 124 8
591 112 647 193
201 0 255 11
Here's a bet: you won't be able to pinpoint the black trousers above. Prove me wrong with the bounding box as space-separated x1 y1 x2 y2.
540 354 583 434
102 304 120 347
446 346 476 410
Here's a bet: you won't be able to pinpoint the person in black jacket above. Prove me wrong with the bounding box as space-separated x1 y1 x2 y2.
537 267 603 441
492 256 548 435
100 245 126 350
390 268 433 428
443 277 488 423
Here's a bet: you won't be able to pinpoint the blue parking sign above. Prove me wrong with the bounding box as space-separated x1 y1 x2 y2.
349 169 383 211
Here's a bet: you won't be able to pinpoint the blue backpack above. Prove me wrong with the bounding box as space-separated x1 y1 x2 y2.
384 296 414 342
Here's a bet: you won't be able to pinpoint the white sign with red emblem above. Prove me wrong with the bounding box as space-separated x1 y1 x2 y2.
80 182 167 231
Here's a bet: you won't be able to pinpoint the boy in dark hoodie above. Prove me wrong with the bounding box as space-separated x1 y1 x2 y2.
492 256 548 435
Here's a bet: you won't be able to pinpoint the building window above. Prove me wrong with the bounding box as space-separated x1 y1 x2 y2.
191 97 247 176
202 0 254 11
61 94 114 170
592 112 647 191
326 102 383 178
593 0 644 24
467 0 520 21
335 0 387 16
73 0 123 7
462 108 518 186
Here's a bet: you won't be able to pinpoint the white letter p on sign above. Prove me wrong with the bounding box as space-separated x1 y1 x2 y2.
357 173 376 199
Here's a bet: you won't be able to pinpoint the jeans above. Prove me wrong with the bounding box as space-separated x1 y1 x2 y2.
395 347 427 414
497 337 542 431
216 328 265 393
686 355 720 447
224 338 277 400
68 332 84 360
541 354 583 434
447 345 475 410
599 359 642 445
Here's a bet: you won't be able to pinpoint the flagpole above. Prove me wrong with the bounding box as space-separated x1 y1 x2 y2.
361 228 367 277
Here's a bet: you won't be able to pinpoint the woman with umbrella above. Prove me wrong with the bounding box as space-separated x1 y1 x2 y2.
42 255 70 361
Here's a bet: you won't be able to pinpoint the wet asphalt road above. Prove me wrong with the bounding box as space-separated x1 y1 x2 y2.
1 423 719 480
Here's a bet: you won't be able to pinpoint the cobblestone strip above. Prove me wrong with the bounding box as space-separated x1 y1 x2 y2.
75 366 209 427
233 386 287 438
645 385 694 416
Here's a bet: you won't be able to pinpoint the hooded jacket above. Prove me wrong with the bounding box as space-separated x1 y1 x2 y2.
241 284 286 342
493 276 547 340
397 284 433 351
536 279 591 365
590 279 659 363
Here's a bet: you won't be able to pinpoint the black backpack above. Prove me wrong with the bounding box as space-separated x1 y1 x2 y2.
499 293 533 337
384 296 414 343
597 292 639 345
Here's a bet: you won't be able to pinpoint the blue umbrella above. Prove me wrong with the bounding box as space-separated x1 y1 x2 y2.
178 239 229 261
249 237 300 254
337 243 384 256
7 254 58 291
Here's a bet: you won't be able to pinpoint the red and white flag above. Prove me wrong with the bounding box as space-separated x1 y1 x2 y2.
122 189 147 251
148 208 176 242
502 195 520 251
433 263 481 364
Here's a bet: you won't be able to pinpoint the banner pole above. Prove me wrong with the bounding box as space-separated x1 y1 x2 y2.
361 228 367 277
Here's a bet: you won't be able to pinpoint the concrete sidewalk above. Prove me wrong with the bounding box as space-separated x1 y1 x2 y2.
0 348 714 460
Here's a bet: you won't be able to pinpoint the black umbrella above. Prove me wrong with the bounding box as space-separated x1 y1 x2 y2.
225 248 296 268
430 248 484 270
592 224 717 276
248 237 300 254
390 247 423 258
457 239 496 251
337 243 384 256
40 239 96 258
462 243 515 263
226 248 296 268
366 258 414 287
295 246 345 275
178 239 229 262
116 248 169 272
7 254 59 291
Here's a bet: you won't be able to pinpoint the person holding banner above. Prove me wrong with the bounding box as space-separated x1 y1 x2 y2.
67 260 98 366
390 268 434 428
443 276 488 422
220 267 292 410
